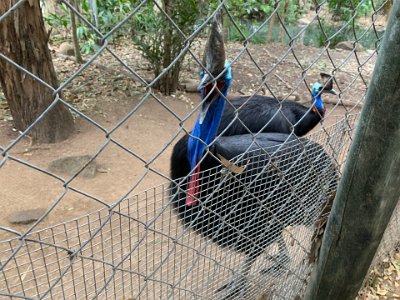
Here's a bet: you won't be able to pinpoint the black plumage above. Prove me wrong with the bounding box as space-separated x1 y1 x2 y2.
170 133 338 297
218 75 336 138
171 133 337 254
218 96 319 136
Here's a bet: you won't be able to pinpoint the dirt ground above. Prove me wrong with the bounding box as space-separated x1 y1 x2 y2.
0 41 371 233
1 39 398 298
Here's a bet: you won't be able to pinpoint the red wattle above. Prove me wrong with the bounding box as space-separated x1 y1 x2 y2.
186 166 200 206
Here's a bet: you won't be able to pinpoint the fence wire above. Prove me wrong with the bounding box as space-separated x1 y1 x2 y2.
0 0 398 299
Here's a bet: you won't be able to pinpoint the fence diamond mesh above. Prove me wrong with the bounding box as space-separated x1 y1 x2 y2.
0 0 398 299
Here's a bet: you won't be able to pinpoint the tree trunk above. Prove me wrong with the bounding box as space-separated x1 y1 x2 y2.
159 0 174 95
278 1 288 44
383 0 393 18
267 2 278 43
304 2 400 299
89 0 99 28
70 0 83 63
0 0 74 143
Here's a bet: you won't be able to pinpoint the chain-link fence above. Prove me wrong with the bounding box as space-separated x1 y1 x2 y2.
0 0 398 299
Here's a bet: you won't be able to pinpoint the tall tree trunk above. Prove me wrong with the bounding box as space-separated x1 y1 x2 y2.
70 0 83 63
159 0 174 95
0 0 74 143
383 0 393 18
267 2 279 43
89 0 99 28
278 1 288 44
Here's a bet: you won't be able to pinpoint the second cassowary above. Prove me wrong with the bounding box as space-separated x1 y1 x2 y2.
170 13 338 299
218 74 337 137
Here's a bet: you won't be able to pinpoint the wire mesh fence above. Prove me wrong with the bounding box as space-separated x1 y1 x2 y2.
0 0 398 299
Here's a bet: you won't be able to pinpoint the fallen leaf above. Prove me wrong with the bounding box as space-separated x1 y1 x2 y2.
217 154 246 174
97 168 111 173
375 288 387 296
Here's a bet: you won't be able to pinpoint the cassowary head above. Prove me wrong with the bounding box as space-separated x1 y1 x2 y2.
311 73 337 112
186 12 232 207
197 12 232 124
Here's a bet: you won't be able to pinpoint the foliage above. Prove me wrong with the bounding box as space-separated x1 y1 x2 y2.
94 0 133 32
43 4 71 39
130 0 200 93
280 0 301 23
225 0 302 45
76 25 98 54
210 0 301 23
225 0 274 20
44 0 304 56
76 0 134 54
44 0 133 54
303 17 384 50
315 19 349 47
327 0 387 21
227 21 267 44
43 3 70 28
130 3 164 75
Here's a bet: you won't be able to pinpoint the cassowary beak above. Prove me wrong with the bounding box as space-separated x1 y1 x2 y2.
198 73 212 124
323 88 337 95
198 73 211 91
198 79 219 124
199 97 212 124
320 72 337 96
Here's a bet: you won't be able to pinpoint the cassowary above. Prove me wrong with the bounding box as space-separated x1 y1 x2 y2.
170 14 338 298
218 74 337 137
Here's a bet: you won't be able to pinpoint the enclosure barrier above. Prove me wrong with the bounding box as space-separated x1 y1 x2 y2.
305 2 400 298
0 0 398 299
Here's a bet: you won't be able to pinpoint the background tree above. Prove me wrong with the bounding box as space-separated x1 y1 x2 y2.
130 0 200 95
383 0 393 17
0 0 74 143
69 0 83 63
327 0 387 20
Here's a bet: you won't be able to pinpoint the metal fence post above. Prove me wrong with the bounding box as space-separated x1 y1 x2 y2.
304 3 400 299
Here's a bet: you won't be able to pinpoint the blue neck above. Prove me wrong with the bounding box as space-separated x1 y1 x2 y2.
188 62 232 171
312 92 324 111
187 97 226 170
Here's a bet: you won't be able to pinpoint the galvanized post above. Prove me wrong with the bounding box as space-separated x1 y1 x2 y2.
304 3 400 299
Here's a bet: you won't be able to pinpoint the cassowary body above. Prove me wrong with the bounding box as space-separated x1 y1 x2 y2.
218 76 336 137
169 13 337 298
171 133 337 298
171 133 337 254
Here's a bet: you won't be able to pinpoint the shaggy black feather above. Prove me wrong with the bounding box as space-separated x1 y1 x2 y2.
170 132 337 258
218 95 324 137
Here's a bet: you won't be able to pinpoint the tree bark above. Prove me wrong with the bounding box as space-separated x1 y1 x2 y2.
383 0 393 18
278 1 288 44
70 0 83 63
159 0 174 95
304 2 400 299
0 0 74 143
267 2 278 43
89 0 99 28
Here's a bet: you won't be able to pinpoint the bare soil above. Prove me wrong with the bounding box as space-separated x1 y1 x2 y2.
1 41 372 233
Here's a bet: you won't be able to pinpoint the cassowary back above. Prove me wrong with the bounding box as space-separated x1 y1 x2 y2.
218 96 323 137
170 133 338 257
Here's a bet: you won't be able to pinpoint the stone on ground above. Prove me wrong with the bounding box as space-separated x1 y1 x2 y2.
335 41 364 52
8 208 48 225
48 155 97 178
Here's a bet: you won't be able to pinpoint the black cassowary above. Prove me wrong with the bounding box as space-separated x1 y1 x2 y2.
218 74 337 137
170 14 338 298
